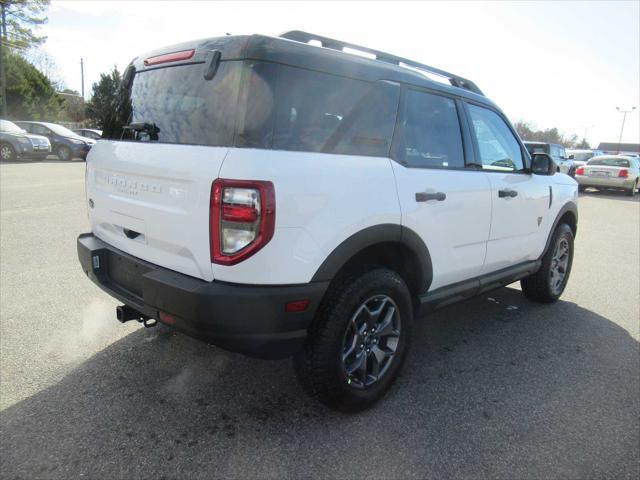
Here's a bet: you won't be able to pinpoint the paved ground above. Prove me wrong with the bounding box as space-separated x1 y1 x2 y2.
1 160 638 480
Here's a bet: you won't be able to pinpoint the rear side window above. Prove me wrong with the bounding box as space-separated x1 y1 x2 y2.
239 63 399 157
394 89 464 168
467 104 524 172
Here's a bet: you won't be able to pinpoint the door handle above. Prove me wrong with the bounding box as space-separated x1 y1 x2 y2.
498 189 518 198
415 192 446 202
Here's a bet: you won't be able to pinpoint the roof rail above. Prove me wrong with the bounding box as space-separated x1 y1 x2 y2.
279 30 484 96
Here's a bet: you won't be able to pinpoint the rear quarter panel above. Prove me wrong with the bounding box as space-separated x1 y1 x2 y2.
215 148 401 285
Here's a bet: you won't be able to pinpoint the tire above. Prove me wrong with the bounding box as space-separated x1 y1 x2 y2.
294 268 413 412
626 180 638 197
521 223 574 303
57 145 72 161
0 142 16 161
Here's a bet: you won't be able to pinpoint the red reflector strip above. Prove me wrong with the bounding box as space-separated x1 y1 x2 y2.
159 311 176 325
144 49 195 66
285 299 310 313
222 204 258 223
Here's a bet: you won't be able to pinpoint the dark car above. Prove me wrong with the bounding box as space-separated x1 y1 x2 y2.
0 119 51 161
524 141 575 176
15 121 95 161
73 128 102 140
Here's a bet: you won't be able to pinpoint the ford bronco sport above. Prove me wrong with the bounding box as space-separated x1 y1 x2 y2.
77 31 578 411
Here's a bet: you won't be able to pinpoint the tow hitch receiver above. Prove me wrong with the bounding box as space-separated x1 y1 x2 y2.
116 305 157 328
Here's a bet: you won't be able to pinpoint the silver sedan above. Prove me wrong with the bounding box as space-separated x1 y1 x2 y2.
575 155 640 196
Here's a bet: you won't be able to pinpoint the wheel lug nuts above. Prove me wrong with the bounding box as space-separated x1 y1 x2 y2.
360 344 364 349
366 349 370 353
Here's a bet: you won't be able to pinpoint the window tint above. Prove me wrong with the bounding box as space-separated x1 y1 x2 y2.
468 104 524 171
239 63 398 157
588 157 630 167
395 89 464 168
104 61 242 146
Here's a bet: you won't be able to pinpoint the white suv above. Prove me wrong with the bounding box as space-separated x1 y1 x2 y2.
77 31 578 411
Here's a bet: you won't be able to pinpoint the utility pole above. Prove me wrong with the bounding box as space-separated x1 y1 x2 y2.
582 124 594 148
80 58 85 99
1 2 6 118
616 106 636 154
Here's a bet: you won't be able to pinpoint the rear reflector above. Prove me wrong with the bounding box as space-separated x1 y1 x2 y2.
285 299 310 313
575 167 585 175
144 49 195 66
618 169 629 178
159 312 176 325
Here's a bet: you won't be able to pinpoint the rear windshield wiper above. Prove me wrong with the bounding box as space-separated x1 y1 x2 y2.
124 122 160 140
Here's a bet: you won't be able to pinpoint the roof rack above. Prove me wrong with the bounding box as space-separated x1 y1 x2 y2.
279 30 484 96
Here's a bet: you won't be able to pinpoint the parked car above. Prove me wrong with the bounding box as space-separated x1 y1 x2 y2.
15 121 95 161
575 155 639 196
524 141 575 175
73 128 103 140
566 148 603 168
77 31 578 411
0 119 51 161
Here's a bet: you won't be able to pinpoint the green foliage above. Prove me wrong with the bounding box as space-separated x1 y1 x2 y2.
1 0 50 52
2 50 61 119
85 66 121 129
514 121 587 149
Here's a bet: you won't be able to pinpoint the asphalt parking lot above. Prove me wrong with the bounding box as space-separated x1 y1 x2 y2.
1 159 638 480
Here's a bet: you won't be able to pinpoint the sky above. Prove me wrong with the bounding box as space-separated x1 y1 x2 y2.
36 0 640 146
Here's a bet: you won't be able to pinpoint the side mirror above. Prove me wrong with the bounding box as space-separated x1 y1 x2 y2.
568 154 574 160
531 153 555 176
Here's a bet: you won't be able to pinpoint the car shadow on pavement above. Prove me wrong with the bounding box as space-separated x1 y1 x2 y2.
1 287 638 479
579 189 640 202
0 157 82 164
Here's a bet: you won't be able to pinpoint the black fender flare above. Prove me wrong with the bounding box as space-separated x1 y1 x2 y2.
310 224 433 292
541 201 578 257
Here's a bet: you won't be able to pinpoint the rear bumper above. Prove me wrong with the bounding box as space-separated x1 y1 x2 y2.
77 233 328 358
576 175 636 189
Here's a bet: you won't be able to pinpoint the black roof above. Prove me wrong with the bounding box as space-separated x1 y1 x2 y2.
597 142 640 153
133 32 497 110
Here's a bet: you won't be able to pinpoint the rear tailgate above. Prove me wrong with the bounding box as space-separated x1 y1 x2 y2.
87 141 227 281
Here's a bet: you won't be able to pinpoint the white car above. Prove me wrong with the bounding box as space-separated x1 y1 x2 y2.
77 31 579 411
576 155 639 196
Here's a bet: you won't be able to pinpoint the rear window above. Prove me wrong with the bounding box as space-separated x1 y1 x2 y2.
104 61 242 146
588 158 630 167
105 60 399 157
238 62 399 157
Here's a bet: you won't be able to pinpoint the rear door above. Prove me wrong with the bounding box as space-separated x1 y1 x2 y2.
87 58 244 281
464 102 551 272
391 88 491 290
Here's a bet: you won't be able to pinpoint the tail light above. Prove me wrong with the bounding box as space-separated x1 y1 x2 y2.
575 167 585 175
618 169 629 178
210 179 275 265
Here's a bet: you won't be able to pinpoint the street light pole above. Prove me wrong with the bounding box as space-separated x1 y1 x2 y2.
616 106 636 154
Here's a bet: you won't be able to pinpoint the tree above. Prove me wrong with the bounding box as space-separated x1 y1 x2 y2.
3 50 61 119
58 89 85 122
23 48 64 89
514 120 583 148
1 0 50 52
85 66 121 129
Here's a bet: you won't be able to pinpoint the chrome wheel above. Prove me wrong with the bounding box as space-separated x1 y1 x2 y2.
57 146 71 161
1 144 15 161
342 295 401 389
549 236 570 295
